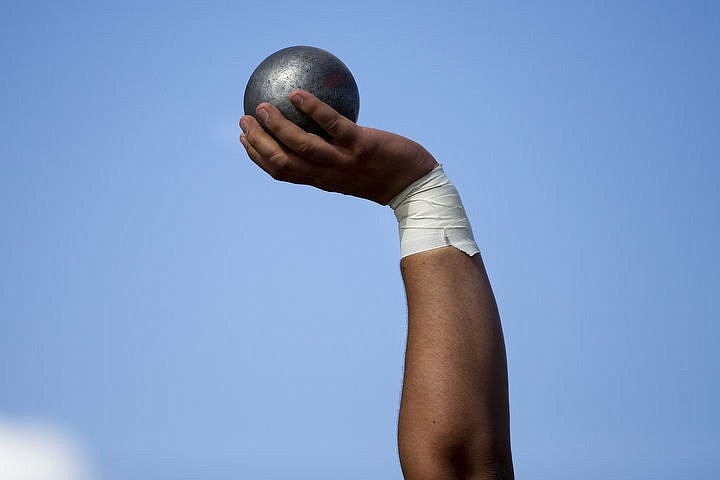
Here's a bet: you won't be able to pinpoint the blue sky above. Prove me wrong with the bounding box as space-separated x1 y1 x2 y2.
1 1 719 479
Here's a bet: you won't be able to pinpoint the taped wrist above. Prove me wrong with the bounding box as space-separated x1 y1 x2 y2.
389 165 480 259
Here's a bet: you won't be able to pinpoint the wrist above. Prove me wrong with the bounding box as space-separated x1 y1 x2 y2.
389 165 479 259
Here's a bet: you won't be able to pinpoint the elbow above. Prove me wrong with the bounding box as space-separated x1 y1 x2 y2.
398 429 514 480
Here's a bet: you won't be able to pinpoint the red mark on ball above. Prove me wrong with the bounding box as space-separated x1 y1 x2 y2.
324 72 344 88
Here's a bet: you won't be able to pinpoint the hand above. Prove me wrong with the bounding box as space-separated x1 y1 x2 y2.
239 90 438 205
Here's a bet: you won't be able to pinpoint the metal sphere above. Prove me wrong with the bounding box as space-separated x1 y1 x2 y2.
244 46 360 138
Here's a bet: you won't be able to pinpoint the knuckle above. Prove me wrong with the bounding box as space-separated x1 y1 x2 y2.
295 141 314 157
268 153 291 180
324 116 341 136
245 126 259 143
247 149 260 163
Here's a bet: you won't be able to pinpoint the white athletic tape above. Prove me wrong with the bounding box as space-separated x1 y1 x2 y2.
389 165 480 259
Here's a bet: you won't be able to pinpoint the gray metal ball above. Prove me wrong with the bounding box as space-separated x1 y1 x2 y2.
244 46 360 139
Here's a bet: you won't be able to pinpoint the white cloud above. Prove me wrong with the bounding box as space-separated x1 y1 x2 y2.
0 417 93 480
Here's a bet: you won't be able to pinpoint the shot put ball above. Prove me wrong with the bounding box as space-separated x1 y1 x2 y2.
244 46 360 139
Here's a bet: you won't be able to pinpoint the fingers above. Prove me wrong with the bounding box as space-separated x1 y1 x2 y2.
239 91 361 186
289 90 360 145
239 115 323 184
254 103 340 164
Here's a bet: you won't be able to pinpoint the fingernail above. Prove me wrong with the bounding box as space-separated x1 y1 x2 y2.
290 93 303 105
240 119 248 133
258 108 269 122
239 133 246 145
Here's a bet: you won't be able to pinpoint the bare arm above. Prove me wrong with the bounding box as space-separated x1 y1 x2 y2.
239 91 513 479
399 249 512 479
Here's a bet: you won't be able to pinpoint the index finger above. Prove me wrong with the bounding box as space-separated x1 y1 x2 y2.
289 90 360 145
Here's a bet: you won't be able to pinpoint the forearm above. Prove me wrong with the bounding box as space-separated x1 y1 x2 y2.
398 247 513 480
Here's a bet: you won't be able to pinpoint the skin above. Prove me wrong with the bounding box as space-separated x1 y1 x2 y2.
239 91 514 479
